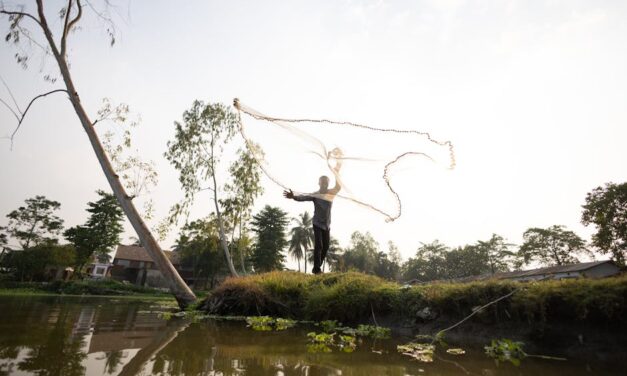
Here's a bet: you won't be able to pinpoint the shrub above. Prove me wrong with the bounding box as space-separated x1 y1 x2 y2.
204 271 627 327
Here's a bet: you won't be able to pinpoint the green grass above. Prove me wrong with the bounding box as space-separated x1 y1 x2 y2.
0 279 172 299
204 271 627 326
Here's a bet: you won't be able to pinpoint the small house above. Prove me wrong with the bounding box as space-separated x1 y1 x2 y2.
451 260 621 284
85 262 113 279
110 245 193 289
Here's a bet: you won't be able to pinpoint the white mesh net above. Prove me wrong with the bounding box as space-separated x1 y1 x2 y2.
234 99 455 222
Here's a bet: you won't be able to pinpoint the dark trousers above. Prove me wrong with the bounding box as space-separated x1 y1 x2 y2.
313 225 330 273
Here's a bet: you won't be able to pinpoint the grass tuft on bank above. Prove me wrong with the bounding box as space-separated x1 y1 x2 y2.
203 271 627 327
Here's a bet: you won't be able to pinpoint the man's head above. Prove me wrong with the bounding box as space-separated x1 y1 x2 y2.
318 175 330 190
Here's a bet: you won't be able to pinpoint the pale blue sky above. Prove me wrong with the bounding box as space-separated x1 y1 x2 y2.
1 0 626 264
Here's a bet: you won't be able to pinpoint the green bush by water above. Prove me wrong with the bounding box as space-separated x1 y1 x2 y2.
205 271 627 326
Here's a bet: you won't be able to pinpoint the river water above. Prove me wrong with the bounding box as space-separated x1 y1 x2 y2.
0 296 622 376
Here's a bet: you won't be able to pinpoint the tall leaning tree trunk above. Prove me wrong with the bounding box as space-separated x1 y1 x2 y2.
211 168 239 277
238 214 247 274
35 1 195 308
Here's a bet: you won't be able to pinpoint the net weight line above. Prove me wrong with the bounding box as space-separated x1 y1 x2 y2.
233 98 456 222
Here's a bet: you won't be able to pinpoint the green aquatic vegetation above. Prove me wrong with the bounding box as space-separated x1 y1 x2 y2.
159 312 173 320
319 320 340 333
245 316 297 331
484 339 527 366
397 343 435 363
275 318 297 330
307 332 335 345
354 324 391 339
446 348 466 355
158 310 209 322
338 335 357 353
485 338 567 366
306 331 335 353
246 316 275 331
306 332 357 353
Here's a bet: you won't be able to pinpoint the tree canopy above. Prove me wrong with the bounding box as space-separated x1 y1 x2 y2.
174 217 226 289
519 225 590 266
582 182 627 266
5 196 64 249
1 243 76 282
339 231 380 275
165 100 243 277
250 206 289 272
64 190 124 269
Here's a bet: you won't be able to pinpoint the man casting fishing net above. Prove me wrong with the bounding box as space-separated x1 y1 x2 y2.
283 149 343 274
234 98 455 272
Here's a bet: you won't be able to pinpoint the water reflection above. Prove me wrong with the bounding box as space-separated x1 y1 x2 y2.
0 296 623 376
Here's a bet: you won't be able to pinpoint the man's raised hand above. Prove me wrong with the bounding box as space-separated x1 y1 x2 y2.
283 189 295 199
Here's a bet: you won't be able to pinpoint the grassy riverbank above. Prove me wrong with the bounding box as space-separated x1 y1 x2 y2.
202 271 627 329
0 279 172 299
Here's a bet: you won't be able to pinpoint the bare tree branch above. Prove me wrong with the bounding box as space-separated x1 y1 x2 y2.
67 0 83 34
60 0 73 57
0 9 42 27
0 75 21 113
60 0 83 57
5 88 69 149
0 98 19 121
13 22 50 54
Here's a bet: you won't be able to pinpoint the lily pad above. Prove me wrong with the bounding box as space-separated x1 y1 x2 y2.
446 348 466 355
397 343 435 363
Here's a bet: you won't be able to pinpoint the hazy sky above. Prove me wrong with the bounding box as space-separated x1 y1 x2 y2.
1 0 626 265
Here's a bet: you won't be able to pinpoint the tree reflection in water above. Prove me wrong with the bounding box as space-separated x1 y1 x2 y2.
0 297 624 376
17 308 87 376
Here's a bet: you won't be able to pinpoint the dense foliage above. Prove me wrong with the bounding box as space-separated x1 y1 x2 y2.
582 182 627 266
4 196 64 249
250 206 289 272
165 100 244 277
64 190 124 269
520 225 590 266
1 243 75 282
174 217 227 289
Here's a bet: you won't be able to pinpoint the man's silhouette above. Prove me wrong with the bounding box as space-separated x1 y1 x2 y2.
284 151 342 274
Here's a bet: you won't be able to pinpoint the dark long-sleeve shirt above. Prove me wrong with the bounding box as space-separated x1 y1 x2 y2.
294 195 334 230
293 185 340 231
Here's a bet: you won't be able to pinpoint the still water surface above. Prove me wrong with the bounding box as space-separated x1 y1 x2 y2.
0 296 622 376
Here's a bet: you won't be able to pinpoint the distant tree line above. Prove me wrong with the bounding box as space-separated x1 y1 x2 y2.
284 182 627 282
0 192 124 281
1 181 625 285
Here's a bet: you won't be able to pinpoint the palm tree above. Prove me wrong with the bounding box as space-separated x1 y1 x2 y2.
288 212 313 273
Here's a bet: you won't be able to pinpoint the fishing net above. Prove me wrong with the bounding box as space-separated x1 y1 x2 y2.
234 99 455 222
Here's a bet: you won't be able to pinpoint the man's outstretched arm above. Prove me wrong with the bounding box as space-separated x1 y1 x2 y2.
283 189 313 201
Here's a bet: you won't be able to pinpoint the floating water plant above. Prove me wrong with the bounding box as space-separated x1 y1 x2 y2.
485 338 566 366
397 343 435 363
246 316 296 331
275 318 297 330
159 312 173 320
307 332 335 353
354 324 391 339
484 339 527 366
446 348 466 355
338 335 357 353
